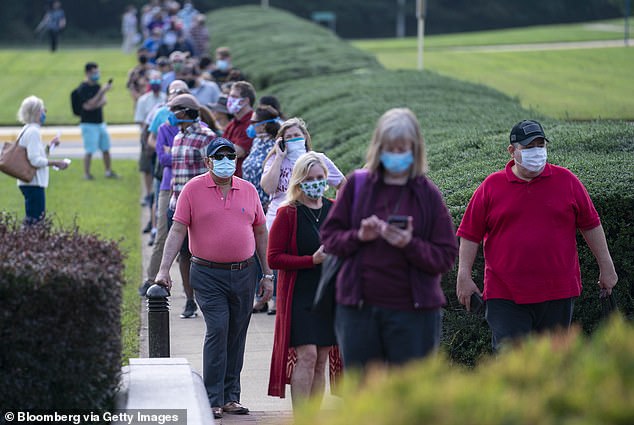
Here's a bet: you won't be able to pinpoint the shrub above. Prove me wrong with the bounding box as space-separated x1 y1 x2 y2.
0 214 124 409
208 6 382 89
294 315 634 425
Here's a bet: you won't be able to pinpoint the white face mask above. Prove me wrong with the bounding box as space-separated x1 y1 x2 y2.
519 147 547 172
285 136 307 164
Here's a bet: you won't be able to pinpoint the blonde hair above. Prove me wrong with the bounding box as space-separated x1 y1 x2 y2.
17 96 44 124
283 152 328 206
365 108 428 177
263 117 313 165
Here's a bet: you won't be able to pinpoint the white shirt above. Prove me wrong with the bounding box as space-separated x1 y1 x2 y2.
17 123 49 187
134 91 167 124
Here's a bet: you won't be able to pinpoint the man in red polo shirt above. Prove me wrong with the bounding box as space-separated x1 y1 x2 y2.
223 81 256 177
155 137 274 420
456 119 618 350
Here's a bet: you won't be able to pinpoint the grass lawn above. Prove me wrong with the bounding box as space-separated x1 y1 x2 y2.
0 47 137 126
0 159 142 364
352 19 634 120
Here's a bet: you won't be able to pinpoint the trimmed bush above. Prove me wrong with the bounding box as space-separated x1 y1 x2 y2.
212 8 634 365
0 214 123 409
295 315 634 425
208 6 382 89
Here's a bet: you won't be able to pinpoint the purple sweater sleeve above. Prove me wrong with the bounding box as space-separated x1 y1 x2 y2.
320 172 363 258
156 124 178 167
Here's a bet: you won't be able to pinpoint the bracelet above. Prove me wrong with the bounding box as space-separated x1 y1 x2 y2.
262 274 274 280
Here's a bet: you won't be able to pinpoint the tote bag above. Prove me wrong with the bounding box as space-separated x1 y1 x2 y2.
0 130 36 182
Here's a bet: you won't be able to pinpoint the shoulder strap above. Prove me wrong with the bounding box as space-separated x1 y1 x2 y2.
351 169 368 213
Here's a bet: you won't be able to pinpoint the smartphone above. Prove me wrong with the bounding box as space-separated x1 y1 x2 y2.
108 78 113 85
387 215 409 229
278 138 286 152
469 292 485 314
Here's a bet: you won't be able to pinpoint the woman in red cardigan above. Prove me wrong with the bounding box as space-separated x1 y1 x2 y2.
267 152 342 410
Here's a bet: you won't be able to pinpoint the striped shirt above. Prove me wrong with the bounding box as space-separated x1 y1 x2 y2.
169 122 216 210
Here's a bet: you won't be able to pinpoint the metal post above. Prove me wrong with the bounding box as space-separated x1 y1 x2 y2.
416 0 426 70
147 284 170 358
626 0 631 47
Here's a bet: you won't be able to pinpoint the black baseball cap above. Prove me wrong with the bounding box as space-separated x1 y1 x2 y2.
510 120 550 146
206 138 235 156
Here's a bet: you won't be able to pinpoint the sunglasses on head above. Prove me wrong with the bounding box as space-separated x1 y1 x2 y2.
210 152 237 161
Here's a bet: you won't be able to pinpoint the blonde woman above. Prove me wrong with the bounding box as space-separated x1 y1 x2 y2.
15 95 69 225
320 108 458 373
260 117 345 314
267 152 342 409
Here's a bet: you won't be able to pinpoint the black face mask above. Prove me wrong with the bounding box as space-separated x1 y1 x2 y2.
186 79 197 89
138 55 148 64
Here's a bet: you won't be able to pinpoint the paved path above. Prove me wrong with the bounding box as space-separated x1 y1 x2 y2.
440 38 633 53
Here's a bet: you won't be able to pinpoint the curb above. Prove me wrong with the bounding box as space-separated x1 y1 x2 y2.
0 125 140 142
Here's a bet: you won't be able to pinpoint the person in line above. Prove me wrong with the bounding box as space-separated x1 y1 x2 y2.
154 138 274 420
189 14 209 58
207 95 231 135
267 152 342 409
183 62 221 107
260 117 345 314
121 5 140 54
125 47 153 107
242 105 282 313
223 81 256 178
165 93 217 318
455 119 618 351
15 96 69 224
134 69 166 210
320 108 458 373
77 62 117 180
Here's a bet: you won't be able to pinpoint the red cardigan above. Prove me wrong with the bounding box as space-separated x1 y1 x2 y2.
267 203 342 398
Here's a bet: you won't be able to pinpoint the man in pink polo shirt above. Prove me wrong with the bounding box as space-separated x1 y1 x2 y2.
456 119 618 351
155 137 274 419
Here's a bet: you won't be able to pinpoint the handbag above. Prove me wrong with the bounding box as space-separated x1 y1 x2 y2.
0 129 36 182
312 170 368 316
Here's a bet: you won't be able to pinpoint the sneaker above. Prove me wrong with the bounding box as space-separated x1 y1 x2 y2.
180 299 198 318
105 170 119 179
252 299 268 313
138 279 153 296
222 401 249 415
83 174 95 180
142 220 152 234
267 299 276 315
148 228 157 246
211 407 223 419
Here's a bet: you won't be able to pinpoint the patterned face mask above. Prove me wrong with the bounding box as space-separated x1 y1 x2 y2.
300 179 327 199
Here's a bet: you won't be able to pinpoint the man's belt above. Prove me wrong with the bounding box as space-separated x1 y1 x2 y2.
191 256 255 271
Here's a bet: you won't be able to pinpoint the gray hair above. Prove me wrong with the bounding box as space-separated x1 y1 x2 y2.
17 95 44 124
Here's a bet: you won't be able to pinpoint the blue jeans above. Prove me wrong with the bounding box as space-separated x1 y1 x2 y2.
335 303 442 371
486 297 575 351
19 186 45 225
190 260 257 407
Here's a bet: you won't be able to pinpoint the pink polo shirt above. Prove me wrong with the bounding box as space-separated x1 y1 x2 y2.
173 173 266 262
457 161 600 304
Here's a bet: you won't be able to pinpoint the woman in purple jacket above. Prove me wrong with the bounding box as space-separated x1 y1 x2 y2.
320 108 458 372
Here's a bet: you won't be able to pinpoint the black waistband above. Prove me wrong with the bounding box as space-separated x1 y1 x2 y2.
191 256 254 271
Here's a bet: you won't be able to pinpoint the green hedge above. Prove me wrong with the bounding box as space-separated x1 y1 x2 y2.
0 215 123 409
208 6 382 89
295 315 634 425
213 7 634 366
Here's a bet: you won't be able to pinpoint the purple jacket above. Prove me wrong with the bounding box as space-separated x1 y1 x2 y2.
320 170 458 310
156 123 179 191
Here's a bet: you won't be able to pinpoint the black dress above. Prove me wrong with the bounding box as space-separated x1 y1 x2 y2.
290 200 337 347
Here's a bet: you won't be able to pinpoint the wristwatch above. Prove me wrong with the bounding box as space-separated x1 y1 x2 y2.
262 274 275 280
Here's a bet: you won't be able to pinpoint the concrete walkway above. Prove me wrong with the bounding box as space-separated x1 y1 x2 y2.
138 201 294 424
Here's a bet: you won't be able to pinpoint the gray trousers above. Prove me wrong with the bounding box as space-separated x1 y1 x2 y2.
190 260 257 408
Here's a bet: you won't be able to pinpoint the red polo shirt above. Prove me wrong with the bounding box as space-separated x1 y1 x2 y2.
457 161 600 304
223 112 253 178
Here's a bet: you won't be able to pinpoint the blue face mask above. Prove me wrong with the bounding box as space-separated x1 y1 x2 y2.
246 119 279 139
167 111 195 126
90 72 100 82
216 59 229 71
40 111 46 125
380 151 414 174
212 157 236 178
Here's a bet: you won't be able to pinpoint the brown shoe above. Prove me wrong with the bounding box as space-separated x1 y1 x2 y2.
211 407 223 419
222 401 249 415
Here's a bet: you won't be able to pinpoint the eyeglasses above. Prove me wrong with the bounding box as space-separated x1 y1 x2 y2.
210 153 237 161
